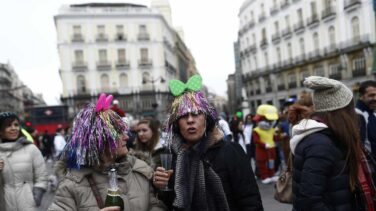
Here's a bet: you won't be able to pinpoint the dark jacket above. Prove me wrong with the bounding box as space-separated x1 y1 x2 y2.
356 100 376 156
160 129 263 211
292 129 353 211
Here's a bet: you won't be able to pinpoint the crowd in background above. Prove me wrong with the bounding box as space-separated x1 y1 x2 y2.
0 76 375 211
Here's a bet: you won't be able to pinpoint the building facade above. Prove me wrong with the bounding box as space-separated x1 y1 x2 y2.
55 2 197 120
238 0 376 112
0 63 45 113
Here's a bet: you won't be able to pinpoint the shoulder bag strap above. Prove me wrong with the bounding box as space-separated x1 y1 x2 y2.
286 153 292 172
86 174 105 209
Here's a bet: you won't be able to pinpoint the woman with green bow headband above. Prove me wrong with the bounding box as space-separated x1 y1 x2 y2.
153 75 263 211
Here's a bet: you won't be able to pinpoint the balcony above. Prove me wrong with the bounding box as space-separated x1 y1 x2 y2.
308 49 321 60
307 14 320 28
288 82 297 89
321 6 336 21
280 0 290 9
248 20 256 29
294 54 306 64
96 34 108 42
352 68 366 77
260 39 268 48
248 44 257 53
265 86 273 93
293 21 305 34
272 33 281 43
259 13 266 23
282 59 294 69
72 61 88 72
270 4 279 15
281 27 292 38
115 61 130 70
115 33 127 42
96 61 111 71
344 0 361 12
339 34 371 51
324 44 338 55
71 34 84 42
138 60 153 69
138 33 150 41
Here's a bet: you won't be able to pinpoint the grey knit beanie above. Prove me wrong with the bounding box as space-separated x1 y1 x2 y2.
303 76 353 112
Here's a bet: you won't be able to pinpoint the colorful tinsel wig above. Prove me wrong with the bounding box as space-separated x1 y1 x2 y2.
63 93 128 169
166 75 218 135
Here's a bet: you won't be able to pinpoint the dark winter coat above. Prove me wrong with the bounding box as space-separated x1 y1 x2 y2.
292 130 354 211
160 128 263 211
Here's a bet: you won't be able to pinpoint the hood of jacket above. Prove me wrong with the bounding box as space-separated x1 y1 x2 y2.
290 119 328 155
63 155 153 183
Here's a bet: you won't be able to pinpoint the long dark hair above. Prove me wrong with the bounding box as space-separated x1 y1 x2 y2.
312 100 361 190
135 118 160 152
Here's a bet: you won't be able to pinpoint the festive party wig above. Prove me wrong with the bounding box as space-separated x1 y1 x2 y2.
166 75 218 138
63 94 128 169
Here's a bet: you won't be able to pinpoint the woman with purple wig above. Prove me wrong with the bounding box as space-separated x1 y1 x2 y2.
48 94 165 211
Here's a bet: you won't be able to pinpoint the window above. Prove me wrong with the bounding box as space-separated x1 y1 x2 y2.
313 33 319 50
251 11 254 21
353 56 365 71
301 70 310 81
100 74 110 91
119 73 128 89
274 21 279 34
118 49 126 63
116 25 125 40
253 55 258 70
140 48 149 62
287 43 292 60
300 38 305 55
277 47 281 63
73 25 81 35
311 1 317 16
285 15 291 28
288 73 297 83
139 25 147 34
252 34 256 44
261 28 267 41
297 8 303 22
351 17 360 42
142 72 150 84
97 25 105 35
264 52 269 67
314 65 325 76
99 49 107 63
329 26 336 45
74 50 84 63
261 3 265 14
329 63 340 75
77 75 86 93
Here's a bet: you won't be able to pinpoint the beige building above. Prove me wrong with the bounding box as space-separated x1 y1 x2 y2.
54 1 197 120
238 0 376 112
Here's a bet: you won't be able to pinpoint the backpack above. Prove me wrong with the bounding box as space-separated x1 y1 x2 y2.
355 147 376 211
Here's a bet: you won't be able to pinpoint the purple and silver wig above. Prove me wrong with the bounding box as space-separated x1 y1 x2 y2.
165 91 218 138
63 94 128 169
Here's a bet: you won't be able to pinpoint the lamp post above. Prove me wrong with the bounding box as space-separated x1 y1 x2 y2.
142 76 165 120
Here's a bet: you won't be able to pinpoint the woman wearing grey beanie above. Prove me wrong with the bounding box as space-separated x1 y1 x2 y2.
290 76 371 210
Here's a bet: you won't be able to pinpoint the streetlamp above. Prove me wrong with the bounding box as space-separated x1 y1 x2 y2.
142 76 165 119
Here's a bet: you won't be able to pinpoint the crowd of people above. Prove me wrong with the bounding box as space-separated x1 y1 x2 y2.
0 74 375 211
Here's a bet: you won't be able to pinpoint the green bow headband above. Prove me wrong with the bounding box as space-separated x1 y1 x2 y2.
168 75 202 97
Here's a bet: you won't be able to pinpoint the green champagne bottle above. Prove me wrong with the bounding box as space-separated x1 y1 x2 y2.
104 168 124 210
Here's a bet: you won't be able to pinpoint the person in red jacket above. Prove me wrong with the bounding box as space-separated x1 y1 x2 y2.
110 99 125 117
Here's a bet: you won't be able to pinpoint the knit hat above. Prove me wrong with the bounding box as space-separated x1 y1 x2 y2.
303 76 353 112
0 112 19 127
63 93 128 169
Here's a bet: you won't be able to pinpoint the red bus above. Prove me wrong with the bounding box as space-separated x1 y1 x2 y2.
24 105 70 135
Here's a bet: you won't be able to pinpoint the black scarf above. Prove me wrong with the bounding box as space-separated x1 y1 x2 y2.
171 135 229 211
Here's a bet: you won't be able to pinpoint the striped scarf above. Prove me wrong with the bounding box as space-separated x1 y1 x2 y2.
171 135 229 211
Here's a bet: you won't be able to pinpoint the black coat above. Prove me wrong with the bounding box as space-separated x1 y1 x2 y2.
292 130 354 211
160 140 263 211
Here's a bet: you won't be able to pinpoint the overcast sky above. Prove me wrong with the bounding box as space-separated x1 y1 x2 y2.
0 0 244 105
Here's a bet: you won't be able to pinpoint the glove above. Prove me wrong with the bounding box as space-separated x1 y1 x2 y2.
32 187 46 206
